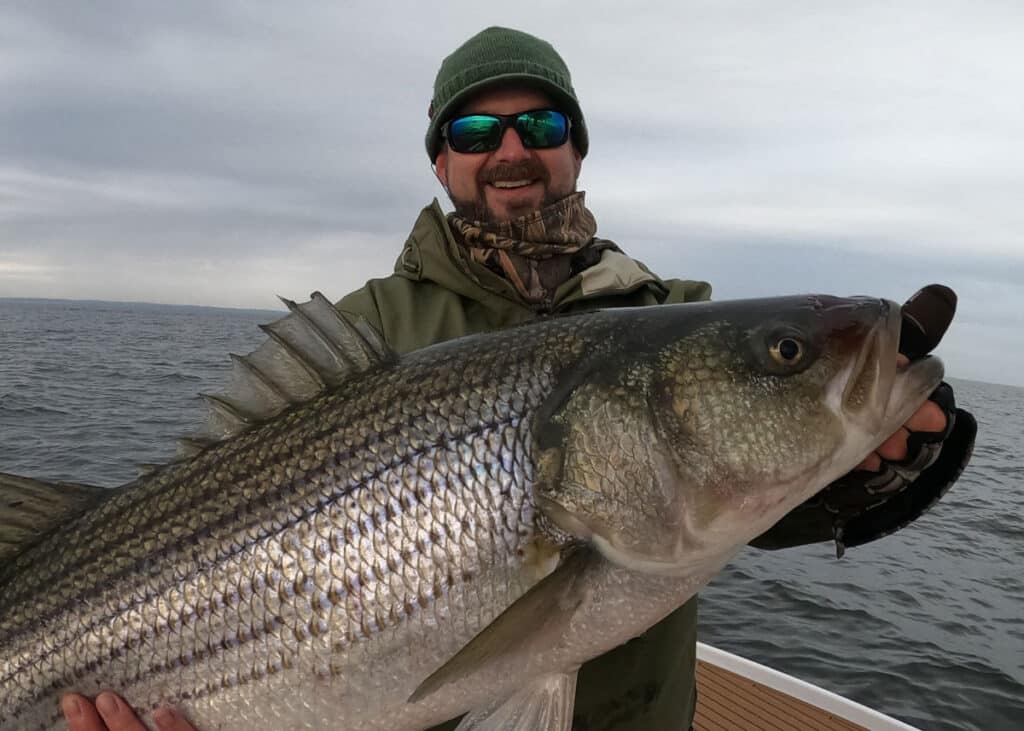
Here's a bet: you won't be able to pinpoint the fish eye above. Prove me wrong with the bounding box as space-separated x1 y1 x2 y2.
769 337 804 365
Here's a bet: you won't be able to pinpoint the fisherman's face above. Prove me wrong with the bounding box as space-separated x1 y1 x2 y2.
434 86 583 223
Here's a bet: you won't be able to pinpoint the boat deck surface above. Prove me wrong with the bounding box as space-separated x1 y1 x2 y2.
694 658 869 731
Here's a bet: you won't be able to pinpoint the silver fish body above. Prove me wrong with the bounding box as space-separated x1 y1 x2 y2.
0 296 944 730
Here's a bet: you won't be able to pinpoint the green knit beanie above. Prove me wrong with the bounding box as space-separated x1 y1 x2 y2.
426 27 588 161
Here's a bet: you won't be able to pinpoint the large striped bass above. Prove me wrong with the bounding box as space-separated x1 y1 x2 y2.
0 294 943 731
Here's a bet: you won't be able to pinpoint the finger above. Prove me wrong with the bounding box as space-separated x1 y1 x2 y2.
905 399 947 433
876 428 910 462
897 353 910 368
856 452 882 472
153 707 198 731
63 694 109 731
95 693 148 731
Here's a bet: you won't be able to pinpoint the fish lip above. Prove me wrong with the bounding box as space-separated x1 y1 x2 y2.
832 297 945 444
833 299 900 426
886 354 945 428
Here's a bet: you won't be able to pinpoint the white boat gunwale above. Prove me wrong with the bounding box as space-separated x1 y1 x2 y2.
696 642 920 731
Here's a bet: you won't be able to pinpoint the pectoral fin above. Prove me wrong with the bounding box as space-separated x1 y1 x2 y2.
454 671 578 731
408 548 599 704
0 472 108 563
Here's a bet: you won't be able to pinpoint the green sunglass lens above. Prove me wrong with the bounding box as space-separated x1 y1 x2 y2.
448 116 502 153
517 111 568 148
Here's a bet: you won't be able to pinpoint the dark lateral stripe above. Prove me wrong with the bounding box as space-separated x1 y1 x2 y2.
31 614 356 730
6 474 425 702
0 394 508 639
0 361 418 590
1 373 509 621
12 491 469 718
1 416 523 693
1 383 388 599
1 357 514 600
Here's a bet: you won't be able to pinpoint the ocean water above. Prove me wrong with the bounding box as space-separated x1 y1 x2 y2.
1 298 1021 730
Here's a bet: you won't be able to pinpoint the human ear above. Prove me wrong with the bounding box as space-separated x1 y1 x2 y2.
434 146 449 189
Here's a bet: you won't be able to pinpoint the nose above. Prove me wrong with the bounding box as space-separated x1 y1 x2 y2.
494 125 530 163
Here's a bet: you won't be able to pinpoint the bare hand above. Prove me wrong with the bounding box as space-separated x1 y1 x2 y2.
62 693 194 731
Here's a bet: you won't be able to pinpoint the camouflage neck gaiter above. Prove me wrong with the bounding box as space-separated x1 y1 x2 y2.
447 192 616 306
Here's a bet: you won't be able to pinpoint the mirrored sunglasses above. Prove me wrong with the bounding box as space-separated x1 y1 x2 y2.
443 109 570 154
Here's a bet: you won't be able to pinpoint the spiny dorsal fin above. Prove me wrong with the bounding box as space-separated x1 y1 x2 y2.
0 473 109 563
272 294 388 383
181 292 395 452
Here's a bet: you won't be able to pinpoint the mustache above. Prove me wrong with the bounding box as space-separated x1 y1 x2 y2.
479 160 550 185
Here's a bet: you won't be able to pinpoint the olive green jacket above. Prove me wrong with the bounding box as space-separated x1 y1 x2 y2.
337 200 712 731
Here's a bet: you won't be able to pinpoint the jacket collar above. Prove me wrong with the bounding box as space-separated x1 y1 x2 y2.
393 199 669 312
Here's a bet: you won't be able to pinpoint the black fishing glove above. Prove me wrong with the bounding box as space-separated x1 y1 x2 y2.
751 285 978 556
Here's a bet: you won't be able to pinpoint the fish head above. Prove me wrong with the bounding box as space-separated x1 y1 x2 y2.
643 295 945 566
536 295 944 576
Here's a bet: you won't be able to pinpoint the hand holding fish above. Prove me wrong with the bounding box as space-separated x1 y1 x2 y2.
61 693 192 731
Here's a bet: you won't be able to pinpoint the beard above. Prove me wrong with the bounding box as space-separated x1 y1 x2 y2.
448 159 575 223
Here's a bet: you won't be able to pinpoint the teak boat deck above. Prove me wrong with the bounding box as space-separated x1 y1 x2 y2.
694 658 870 731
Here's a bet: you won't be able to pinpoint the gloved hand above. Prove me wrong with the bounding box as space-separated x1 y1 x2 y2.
751 285 978 557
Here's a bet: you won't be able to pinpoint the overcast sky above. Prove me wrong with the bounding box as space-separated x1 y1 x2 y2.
2 1 1022 385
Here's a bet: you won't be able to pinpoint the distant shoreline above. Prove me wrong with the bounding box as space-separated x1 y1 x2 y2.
0 296 284 317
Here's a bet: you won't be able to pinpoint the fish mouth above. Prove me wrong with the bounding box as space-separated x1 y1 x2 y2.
833 298 945 445
838 300 900 422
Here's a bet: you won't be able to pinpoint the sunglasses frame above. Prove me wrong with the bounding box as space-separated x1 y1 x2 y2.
442 109 571 154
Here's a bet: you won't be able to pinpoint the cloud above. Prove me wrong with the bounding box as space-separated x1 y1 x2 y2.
0 258 62 283
1 1 1022 384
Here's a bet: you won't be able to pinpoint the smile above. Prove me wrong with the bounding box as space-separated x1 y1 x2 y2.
490 180 536 189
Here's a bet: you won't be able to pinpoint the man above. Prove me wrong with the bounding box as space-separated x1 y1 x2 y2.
63 26 976 731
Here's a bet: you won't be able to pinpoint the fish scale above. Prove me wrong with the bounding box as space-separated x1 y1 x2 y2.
0 312 582 730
